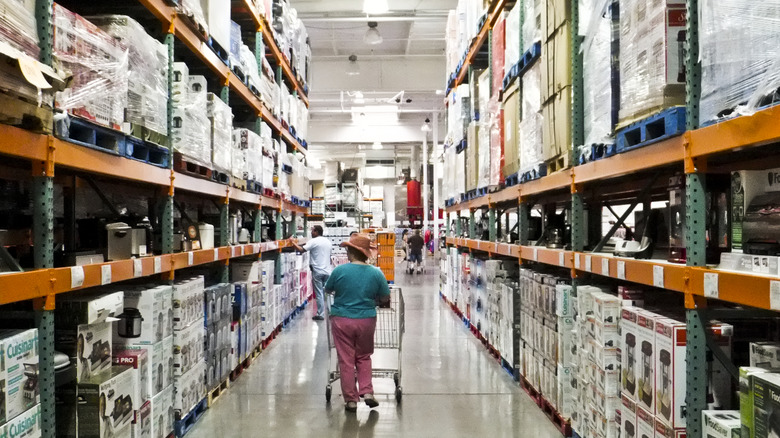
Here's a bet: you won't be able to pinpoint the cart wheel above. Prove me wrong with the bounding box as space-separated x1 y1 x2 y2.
393 373 400 387
395 387 402 403
326 385 332 403
329 372 337 381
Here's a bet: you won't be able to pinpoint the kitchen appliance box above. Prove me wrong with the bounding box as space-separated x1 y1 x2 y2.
172 319 204 377
654 318 733 429
65 366 135 438
130 400 150 438
149 385 174 438
173 277 205 331
113 285 173 345
636 406 655 438
173 362 205 418
751 372 780 438
54 321 113 384
750 342 780 369
112 349 150 404
741 367 780 438
0 329 39 426
621 393 637 438
118 336 173 398
702 410 740 438
1 404 41 438
635 309 658 413
55 291 124 326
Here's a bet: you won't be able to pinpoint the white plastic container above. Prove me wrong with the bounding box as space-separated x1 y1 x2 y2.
198 223 215 249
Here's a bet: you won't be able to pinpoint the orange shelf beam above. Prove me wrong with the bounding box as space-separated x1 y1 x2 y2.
689 104 780 158
574 136 685 185
256 12 309 107
520 170 572 198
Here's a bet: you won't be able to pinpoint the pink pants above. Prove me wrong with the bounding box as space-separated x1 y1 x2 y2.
330 316 376 402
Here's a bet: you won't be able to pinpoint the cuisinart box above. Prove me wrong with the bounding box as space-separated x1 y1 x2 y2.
113 349 150 404
703 410 740 438
56 291 124 326
173 320 204 376
1 404 41 438
0 329 39 425
77 366 135 438
114 285 173 346
150 385 173 438
741 367 780 438
173 362 205 419
173 276 205 331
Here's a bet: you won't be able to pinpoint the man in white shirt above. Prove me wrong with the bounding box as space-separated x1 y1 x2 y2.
290 225 332 320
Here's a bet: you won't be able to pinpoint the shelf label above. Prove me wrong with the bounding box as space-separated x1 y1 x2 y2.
585 255 592 272
254 244 261 253
154 257 162 274
188 252 194 266
617 261 626 280
241 246 245 256
533 248 538 261
559 252 565 267
231 246 238 257
772 281 780 311
70 266 85 289
653 266 665 288
133 259 143 278
574 254 581 270
704 273 719 299
601 259 610 276
214 248 219 261
101 265 112 285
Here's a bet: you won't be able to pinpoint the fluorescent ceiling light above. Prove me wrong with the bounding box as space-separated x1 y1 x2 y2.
372 142 383 150
364 22 383 45
363 0 389 14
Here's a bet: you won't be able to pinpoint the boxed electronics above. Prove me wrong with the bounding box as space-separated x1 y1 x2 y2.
635 309 658 413
621 393 637 438
750 342 780 369
654 419 684 438
654 318 733 429
173 319 204 376
702 410 740 438
232 282 248 321
751 372 780 438
149 385 173 438
173 362 205 418
621 306 641 401
0 329 39 426
112 349 149 404
120 336 172 397
173 276 205 330
2 403 41 438
77 366 135 438
73 322 113 383
232 261 261 283
741 367 780 438
729 168 780 252
56 291 124 326
113 285 173 345
131 400 150 438
557 316 576 367
636 406 655 438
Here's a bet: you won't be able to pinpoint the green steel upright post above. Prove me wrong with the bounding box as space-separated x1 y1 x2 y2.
275 210 282 284
445 212 450 237
518 203 529 245
469 210 476 239
518 0 525 53
253 209 262 243
34 1 54 436
571 0 585 162
220 85 230 106
219 87 230 283
571 191 585 252
290 213 297 239
488 208 497 242
685 0 705 436
161 33 175 254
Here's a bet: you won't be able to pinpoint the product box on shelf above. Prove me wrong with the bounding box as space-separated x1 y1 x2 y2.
541 22 572 103
200 0 230 55
56 291 124 326
112 349 149 405
0 329 39 426
636 406 655 438
750 342 780 369
173 276 205 331
741 367 779 438
542 0 571 42
57 321 113 384
150 385 174 438
172 319 204 376
541 86 572 162
232 282 249 321
2 404 41 438
702 410 740 438
173 362 205 418
113 285 173 346
654 419 685 438
621 306 641 401
131 400 150 438
751 372 780 438
118 336 172 397
77 366 135 438
621 393 637 438
635 309 657 413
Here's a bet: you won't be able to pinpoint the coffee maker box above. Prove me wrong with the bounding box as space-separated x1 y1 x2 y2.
2 404 41 438
173 319 204 376
637 406 655 438
621 306 641 402
0 329 39 425
113 349 150 404
173 362 205 418
77 366 135 438
621 393 637 438
750 342 780 369
703 410 740 438
654 419 685 438
635 309 658 413
150 385 174 438
131 400 151 438
114 285 173 346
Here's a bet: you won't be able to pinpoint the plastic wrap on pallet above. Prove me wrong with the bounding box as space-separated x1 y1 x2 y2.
229 20 242 68
505 3 521 75
278 152 291 198
700 0 780 122
488 98 504 187
520 62 544 171
492 13 506 98
524 0 541 51
445 10 459 76
91 15 168 137
53 4 129 130
618 0 686 125
187 76 211 167
0 0 38 59
178 0 208 35
0 41 57 107
444 145 455 201
580 0 615 146
232 128 261 182
477 118 490 190
447 84 470 145
239 44 261 90
455 144 466 196
207 93 233 174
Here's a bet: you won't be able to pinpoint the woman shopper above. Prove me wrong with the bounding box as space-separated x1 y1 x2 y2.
325 233 390 412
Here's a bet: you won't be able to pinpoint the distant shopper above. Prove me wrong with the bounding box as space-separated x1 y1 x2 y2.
290 225 332 321
407 229 425 267
325 233 390 412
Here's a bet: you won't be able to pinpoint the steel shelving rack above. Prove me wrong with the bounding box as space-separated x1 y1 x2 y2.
442 0 780 437
0 1 315 437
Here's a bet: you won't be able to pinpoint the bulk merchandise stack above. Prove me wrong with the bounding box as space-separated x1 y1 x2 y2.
171 62 211 171
0 329 40 438
171 277 206 425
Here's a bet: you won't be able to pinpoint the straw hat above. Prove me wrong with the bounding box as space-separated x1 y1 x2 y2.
340 233 377 259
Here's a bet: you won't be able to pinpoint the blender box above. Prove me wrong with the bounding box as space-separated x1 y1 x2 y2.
113 349 150 404
557 365 576 419
77 366 135 438
173 276 205 331
586 315 620 349
655 318 732 428
119 336 172 397
56 321 113 384
0 329 39 425
56 291 124 326
592 292 621 325
621 307 641 402
622 393 637 438
557 317 576 367
637 406 655 438
752 372 780 438
702 410 740 438
750 342 780 369
741 367 779 438
131 400 150 438
113 285 173 345
173 362 205 418
635 309 658 413
173 319 204 376
150 385 174 438
555 284 573 317
587 406 619 438
2 404 41 438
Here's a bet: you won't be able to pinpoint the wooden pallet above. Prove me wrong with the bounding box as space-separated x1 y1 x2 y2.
540 396 572 437
0 93 53 134
207 379 229 407
546 154 571 176
173 152 212 180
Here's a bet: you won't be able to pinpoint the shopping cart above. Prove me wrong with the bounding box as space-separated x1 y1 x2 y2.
325 286 405 403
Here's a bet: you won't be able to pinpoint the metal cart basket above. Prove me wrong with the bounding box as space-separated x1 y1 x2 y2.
325 285 405 403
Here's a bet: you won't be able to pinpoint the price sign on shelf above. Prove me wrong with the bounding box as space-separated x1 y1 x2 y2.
601 259 610 276
101 265 112 285
703 273 719 299
188 252 194 266
617 261 626 280
574 254 580 270
559 252 565 267
771 281 780 311
653 266 665 288
70 266 85 289
533 248 538 261
154 257 162 274
214 248 219 261
585 255 592 272
133 259 143 278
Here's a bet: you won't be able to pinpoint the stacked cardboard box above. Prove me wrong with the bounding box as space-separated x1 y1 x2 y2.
172 62 210 167
540 0 572 164
207 94 233 175
0 329 40 437
172 277 206 420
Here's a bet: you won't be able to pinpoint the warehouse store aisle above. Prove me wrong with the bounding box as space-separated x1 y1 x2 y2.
189 260 561 437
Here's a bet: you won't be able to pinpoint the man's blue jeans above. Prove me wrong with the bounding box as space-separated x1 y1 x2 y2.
312 271 330 317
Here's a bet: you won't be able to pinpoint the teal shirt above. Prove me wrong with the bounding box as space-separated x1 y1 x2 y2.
324 263 390 318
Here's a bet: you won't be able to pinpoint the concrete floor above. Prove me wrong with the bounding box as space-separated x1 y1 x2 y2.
188 259 563 437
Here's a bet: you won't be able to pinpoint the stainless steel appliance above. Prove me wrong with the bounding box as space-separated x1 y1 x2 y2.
106 222 148 260
117 308 144 338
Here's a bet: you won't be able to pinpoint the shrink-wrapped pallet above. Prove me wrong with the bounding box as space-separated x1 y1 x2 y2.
232 128 262 182
0 0 38 58
520 62 544 172
207 94 233 173
504 3 521 75
580 0 617 146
